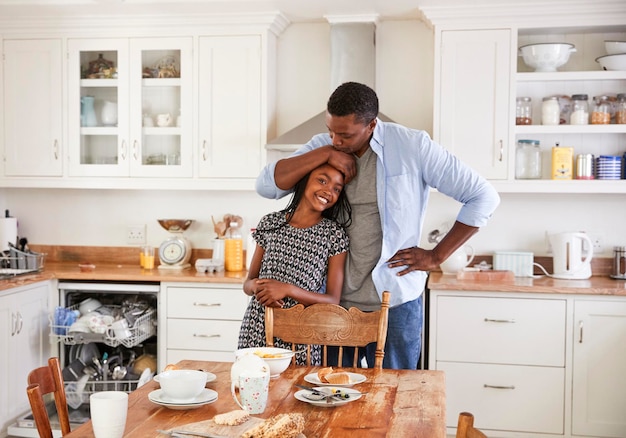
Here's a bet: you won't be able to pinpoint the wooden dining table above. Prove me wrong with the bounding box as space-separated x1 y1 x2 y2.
64 360 446 438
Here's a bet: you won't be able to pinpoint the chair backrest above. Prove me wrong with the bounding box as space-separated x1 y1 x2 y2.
27 357 71 438
456 412 487 438
265 291 390 368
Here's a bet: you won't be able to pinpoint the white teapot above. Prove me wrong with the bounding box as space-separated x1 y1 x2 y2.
440 245 475 275
156 113 172 127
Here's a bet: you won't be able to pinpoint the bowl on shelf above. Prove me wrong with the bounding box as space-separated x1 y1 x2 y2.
519 43 576 72
605 41 626 55
235 347 294 378
596 53 626 71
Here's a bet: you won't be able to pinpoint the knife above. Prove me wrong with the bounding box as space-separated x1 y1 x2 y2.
295 384 368 397
157 429 226 438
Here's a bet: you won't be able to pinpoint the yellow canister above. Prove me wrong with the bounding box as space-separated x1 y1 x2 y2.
551 145 573 180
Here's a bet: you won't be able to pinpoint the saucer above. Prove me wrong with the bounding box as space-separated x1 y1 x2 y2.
154 371 216 384
304 372 366 387
294 386 362 407
148 389 218 410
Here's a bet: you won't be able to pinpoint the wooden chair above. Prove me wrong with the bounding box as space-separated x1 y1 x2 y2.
456 412 487 438
265 290 390 368
26 357 72 438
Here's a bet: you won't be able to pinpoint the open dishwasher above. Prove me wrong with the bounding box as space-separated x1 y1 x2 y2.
8 281 160 438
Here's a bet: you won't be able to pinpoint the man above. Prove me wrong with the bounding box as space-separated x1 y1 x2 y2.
256 82 500 369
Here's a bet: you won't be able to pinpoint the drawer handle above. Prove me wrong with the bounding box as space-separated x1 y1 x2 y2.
484 318 516 323
193 333 221 338
193 302 222 307
579 320 583 343
484 384 515 390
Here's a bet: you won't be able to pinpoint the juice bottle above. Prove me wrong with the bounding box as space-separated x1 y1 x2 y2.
225 221 243 271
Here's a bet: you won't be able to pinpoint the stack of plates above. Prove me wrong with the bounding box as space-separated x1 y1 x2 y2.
596 155 622 180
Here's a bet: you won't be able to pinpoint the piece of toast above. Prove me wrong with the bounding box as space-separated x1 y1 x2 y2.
240 413 305 438
317 367 334 383
323 372 350 385
213 409 250 426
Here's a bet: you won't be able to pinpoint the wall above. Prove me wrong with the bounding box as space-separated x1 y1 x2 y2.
1 18 625 260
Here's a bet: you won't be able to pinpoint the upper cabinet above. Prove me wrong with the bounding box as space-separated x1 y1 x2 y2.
425 3 626 194
2 39 63 177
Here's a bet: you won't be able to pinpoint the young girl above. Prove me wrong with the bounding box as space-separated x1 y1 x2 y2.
238 163 351 365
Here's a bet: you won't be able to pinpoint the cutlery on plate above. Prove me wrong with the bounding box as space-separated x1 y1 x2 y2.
157 429 225 438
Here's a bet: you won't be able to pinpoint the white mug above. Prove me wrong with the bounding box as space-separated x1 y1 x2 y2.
440 245 475 275
108 318 131 340
156 113 171 127
231 369 270 414
90 391 128 438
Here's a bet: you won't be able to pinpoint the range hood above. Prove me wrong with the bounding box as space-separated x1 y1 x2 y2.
266 18 393 152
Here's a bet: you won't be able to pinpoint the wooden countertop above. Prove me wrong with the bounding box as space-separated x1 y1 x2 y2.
428 271 626 296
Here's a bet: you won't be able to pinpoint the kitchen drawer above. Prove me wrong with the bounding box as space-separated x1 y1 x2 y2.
167 319 242 351
166 348 236 365
166 286 249 320
440 361 565 434
435 295 566 366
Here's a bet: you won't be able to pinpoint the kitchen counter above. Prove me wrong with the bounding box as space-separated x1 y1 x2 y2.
428 271 626 296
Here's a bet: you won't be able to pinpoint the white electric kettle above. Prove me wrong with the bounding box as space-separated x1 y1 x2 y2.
548 232 593 279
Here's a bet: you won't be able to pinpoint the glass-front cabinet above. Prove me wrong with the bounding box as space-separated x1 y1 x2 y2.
68 37 192 178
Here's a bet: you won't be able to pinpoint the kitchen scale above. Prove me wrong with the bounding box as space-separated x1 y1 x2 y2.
157 219 193 270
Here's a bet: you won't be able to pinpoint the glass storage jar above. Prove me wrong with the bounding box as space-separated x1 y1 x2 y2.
515 139 542 179
515 97 532 125
615 93 626 124
541 96 560 125
570 94 589 125
591 95 611 124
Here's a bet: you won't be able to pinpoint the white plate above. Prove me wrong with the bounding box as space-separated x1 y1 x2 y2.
304 372 366 387
148 389 218 410
154 371 217 384
294 386 362 407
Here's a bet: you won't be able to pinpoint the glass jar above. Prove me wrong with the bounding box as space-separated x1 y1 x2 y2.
615 93 626 124
515 139 542 179
570 94 589 125
541 96 560 125
591 95 611 124
515 97 532 125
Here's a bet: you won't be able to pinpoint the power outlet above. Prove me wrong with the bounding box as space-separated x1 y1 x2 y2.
127 224 146 245
586 233 605 254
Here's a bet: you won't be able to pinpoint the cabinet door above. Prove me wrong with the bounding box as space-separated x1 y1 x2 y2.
198 35 262 178
0 293 12 430
3 39 63 177
437 29 510 179
67 38 130 177
572 299 626 438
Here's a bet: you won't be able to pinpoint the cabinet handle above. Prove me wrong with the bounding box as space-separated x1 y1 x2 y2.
133 140 139 161
16 311 23 335
120 140 127 160
579 320 584 343
484 384 515 390
11 312 17 336
53 139 59 160
193 333 220 338
498 139 503 162
193 302 221 307
484 318 515 323
202 140 207 161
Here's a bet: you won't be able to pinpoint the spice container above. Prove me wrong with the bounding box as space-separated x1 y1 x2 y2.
611 246 626 279
541 96 560 125
570 94 589 125
591 95 611 124
515 97 532 125
515 139 542 179
575 154 594 180
615 93 626 124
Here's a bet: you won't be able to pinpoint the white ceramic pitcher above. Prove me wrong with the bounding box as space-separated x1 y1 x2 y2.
440 245 475 275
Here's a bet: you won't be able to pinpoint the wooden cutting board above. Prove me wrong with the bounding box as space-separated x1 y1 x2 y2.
456 269 515 281
163 416 306 437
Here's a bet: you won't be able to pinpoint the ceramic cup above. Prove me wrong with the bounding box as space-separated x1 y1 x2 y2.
156 113 171 127
231 368 270 414
90 391 128 438
108 318 131 340
143 115 154 127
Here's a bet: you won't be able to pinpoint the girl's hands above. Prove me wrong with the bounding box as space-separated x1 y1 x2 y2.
253 278 289 307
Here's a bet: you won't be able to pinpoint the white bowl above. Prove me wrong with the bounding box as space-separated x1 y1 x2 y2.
519 43 576 72
235 347 294 378
605 41 626 55
78 297 102 315
596 53 626 71
157 369 207 402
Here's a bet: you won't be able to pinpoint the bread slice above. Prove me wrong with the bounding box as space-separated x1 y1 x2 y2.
213 409 250 426
323 372 351 385
240 413 304 438
317 367 334 383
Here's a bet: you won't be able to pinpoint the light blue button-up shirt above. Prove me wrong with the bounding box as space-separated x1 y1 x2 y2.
256 120 500 307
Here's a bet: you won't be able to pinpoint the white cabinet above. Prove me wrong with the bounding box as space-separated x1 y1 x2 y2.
67 37 193 178
572 299 626 438
160 282 249 368
429 293 566 435
2 39 63 177
0 281 51 432
436 29 511 180
197 35 263 179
